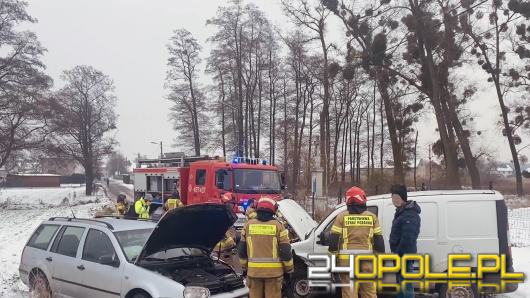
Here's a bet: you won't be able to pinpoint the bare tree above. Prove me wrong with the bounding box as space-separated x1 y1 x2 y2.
460 0 525 195
166 29 206 156
48 66 117 195
0 0 52 169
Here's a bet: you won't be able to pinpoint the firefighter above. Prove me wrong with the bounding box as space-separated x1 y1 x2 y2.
328 187 385 298
165 191 184 211
215 193 238 254
135 193 152 220
115 193 129 215
238 197 293 298
245 198 257 220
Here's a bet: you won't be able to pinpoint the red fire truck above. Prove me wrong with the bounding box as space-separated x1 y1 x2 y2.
132 155 284 210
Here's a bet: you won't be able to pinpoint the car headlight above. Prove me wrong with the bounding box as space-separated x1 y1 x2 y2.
183 286 210 298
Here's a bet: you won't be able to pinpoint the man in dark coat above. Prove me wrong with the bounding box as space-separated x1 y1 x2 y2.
389 184 421 298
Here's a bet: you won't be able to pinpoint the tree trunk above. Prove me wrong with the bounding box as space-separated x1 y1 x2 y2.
414 130 418 190
376 68 405 184
85 161 94 196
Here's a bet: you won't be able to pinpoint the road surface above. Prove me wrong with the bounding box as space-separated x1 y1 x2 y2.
106 179 134 201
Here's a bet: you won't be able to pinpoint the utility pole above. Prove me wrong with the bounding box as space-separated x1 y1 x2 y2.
160 141 163 159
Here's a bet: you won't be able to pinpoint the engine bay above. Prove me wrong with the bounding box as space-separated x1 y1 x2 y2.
143 256 245 295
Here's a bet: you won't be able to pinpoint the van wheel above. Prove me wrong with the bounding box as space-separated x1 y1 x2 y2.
290 274 311 298
29 270 51 298
438 283 478 298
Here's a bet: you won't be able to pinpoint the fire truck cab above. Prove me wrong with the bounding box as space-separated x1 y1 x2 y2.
133 156 284 210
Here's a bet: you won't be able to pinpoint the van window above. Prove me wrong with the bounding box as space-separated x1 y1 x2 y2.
447 201 497 238
83 229 118 265
27 224 60 250
51 226 85 258
196 169 206 186
417 202 438 239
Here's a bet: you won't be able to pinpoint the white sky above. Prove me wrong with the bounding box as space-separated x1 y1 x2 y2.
24 0 528 164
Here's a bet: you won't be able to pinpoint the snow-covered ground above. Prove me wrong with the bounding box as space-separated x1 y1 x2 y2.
0 187 528 297
0 186 103 209
0 186 113 297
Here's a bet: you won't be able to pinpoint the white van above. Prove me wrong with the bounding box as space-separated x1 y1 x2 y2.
278 190 518 298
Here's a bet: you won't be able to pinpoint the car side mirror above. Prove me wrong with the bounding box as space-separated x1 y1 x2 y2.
317 231 330 246
99 255 120 268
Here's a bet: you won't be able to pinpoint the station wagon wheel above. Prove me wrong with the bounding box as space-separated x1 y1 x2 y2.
29 270 51 298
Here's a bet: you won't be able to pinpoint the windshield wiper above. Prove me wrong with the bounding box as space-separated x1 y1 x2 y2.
141 257 165 262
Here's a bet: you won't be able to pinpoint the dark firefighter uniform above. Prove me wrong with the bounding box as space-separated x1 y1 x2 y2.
238 198 293 298
328 187 385 298
115 193 128 216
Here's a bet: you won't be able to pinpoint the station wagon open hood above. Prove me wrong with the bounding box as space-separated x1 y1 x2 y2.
277 199 317 240
136 204 237 262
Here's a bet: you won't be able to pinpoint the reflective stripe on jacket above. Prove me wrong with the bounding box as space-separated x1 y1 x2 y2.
166 198 184 210
239 218 293 278
329 210 382 258
134 198 150 219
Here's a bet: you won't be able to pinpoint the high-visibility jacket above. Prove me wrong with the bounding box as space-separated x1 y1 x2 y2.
166 198 184 210
245 207 257 220
238 218 294 278
115 202 127 215
329 210 382 259
134 198 150 219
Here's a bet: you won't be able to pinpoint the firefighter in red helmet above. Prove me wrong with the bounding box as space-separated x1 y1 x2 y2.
328 187 385 298
238 197 293 298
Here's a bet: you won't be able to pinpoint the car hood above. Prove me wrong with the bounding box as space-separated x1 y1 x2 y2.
136 204 237 262
277 199 317 240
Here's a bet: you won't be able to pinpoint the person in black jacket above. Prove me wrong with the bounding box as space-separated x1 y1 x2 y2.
389 184 421 298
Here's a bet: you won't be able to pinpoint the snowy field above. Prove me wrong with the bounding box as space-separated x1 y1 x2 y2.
0 188 528 297
0 186 113 297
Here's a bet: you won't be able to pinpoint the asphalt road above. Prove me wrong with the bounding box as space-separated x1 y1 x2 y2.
106 179 134 202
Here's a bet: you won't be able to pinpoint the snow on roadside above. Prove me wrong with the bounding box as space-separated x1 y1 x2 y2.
0 187 113 297
497 247 530 297
0 186 100 210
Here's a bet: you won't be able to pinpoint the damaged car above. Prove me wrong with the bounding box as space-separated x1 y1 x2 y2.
19 204 248 298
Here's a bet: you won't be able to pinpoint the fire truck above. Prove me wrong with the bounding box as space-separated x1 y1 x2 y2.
132 155 285 210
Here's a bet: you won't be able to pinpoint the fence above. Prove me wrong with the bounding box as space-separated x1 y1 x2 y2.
509 208 530 247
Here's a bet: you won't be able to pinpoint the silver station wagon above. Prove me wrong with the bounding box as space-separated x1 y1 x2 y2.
19 204 248 298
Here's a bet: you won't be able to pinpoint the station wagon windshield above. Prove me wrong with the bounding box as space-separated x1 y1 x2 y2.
114 228 153 262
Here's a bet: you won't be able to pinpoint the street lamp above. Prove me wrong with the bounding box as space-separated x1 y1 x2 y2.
151 141 163 159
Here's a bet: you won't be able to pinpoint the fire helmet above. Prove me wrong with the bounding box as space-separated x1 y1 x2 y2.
256 197 278 213
345 187 367 205
221 192 235 204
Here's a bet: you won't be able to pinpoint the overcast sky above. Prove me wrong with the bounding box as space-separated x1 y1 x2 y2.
24 0 528 164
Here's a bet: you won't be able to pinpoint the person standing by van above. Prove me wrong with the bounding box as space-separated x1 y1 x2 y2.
389 184 421 298
328 187 385 298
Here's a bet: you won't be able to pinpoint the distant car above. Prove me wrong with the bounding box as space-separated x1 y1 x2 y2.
523 168 530 178
19 204 248 298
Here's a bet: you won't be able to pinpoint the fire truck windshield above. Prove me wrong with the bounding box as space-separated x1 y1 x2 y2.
234 169 281 194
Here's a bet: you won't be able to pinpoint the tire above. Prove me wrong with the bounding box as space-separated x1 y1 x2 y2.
288 273 312 298
438 283 479 298
29 270 51 298
130 293 150 298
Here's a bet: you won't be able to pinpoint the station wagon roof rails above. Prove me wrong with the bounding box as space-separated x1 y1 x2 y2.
94 215 159 223
48 217 114 230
